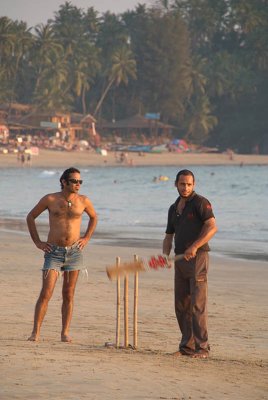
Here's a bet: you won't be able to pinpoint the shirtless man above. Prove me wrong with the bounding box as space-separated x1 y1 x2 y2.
27 167 97 342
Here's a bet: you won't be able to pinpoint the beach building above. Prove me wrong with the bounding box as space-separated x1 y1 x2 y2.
98 113 174 140
0 103 98 147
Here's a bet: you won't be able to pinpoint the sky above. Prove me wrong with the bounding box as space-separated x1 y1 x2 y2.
1 0 153 27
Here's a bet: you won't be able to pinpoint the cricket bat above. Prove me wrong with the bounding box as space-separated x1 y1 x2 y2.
106 254 184 280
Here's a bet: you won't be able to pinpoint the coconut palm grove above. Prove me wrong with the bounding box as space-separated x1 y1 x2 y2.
0 0 267 153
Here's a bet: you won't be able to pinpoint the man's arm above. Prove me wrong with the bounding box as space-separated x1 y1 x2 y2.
77 197 98 250
163 233 174 256
184 217 217 260
26 196 52 252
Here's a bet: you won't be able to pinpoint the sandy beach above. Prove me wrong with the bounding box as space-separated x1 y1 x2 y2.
0 227 267 400
1 148 268 168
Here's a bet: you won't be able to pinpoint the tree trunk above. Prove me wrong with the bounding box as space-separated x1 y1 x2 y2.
82 86 87 115
93 78 114 117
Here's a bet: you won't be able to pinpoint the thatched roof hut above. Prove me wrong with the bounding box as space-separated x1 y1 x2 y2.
99 114 174 136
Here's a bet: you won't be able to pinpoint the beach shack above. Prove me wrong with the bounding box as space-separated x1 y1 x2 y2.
98 114 174 140
0 103 100 147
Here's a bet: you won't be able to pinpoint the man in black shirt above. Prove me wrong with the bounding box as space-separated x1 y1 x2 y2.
163 169 217 358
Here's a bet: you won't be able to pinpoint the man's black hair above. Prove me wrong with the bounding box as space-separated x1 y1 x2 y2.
175 169 195 184
60 167 80 189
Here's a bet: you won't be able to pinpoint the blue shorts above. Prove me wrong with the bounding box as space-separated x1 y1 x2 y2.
43 243 83 272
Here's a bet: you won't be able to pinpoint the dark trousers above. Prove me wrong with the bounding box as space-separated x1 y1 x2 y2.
174 251 209 354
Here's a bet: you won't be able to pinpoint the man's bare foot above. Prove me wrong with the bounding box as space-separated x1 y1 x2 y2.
28 333 39 342
61 334 72 343
173 350 192 357
191 352 209 359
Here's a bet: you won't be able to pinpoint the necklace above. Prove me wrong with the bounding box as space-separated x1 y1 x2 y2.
63 195 74 208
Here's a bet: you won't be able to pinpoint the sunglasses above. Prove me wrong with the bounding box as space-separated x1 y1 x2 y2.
68 178 83 185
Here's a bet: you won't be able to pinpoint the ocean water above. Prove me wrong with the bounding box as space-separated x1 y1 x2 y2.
0 165 267 261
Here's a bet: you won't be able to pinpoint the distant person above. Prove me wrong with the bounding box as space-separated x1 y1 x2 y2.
120 152 125 163
26 153 32 166
20 152 25 166
127 158 134 167
158 175 169 181
227 148 234 161
27 167 98 342
163 169 217 358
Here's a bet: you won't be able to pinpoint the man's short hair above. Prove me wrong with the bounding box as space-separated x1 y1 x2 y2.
175 169 195 184
60 167 80 189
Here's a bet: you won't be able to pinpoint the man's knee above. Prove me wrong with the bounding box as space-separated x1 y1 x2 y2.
62 288 75 302
39 289 53 302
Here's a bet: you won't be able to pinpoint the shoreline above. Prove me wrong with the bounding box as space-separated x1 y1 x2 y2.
1 217 267 262
1 148 268 168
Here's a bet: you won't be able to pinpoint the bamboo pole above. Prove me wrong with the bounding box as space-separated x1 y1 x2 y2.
133 254 139 349
116 256 120 348
124 274 129 348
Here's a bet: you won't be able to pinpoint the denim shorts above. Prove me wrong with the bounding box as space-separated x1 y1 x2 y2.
43 243 83 272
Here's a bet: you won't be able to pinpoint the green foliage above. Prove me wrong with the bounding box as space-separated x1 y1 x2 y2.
122 6 191 124
93 46 137 117
0 0 267 151
173 0 268 150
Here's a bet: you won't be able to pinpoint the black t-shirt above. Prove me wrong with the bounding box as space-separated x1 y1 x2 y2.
165 191 215 254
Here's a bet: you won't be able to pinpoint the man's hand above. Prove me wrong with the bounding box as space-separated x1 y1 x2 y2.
184 245 198 261
36 241 52 253
163 254 173 268
76 237 89 250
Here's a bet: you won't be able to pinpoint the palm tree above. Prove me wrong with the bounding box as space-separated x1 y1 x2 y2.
33 56 70 111
0 66 12 102
93 46 136 117
0 18 15 102
0 17 16 65
6 21 33 111
32 23 63 91
50 3 101 113
185 56 207 99
0 18 33 106
72 48 100 114
186 96 218 144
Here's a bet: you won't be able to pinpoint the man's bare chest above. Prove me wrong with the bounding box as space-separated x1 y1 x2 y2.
49 203 83 219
